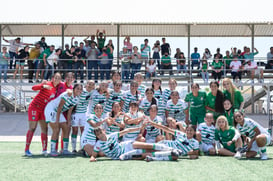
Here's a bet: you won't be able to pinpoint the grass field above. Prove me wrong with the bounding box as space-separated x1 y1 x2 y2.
1 142 273 181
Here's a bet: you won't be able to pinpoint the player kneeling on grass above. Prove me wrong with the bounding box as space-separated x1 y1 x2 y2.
147 120 199 159
196 113 216 155
90 125 179 162
215 116 243 159
234 110 271 160
45 84 82 156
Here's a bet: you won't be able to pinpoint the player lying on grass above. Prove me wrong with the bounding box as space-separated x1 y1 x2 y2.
146 120 199 159
90 124 179 162
234 110 271 160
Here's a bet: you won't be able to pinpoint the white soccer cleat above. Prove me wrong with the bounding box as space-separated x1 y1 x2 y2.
234 151 242 159
42 150 48 156
260 152 268 160
145 156 154 162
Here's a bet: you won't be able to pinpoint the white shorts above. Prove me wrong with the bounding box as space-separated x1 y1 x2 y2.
122 136 137 142
200 142 214 152
80 138 96 149
250 133 271 153
71 113 87 127
44 104 66 123
120 140 134 153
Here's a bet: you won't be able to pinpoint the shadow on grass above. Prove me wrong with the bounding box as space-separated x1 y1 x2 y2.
237 157 272 161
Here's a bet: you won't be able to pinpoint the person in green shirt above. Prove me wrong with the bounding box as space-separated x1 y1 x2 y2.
205 81 224 121
200 55 209 83
223 99 235 126
215 116 243 158
185 83 206 127
160 52 173 76
96 29 106 52
223 50 232 76
222 78 244 110
211 57 223 82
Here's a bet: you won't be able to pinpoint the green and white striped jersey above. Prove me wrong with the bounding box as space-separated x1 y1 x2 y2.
161 130 199 155
81 114 106 143
104 89 123 114
121 90 140 113
139 98 158 116
75 89 93 113
123 112 143 140
105 112 124 134
146 116 162 139
166 99 188 122
236 118 269 139
93 132 123 159
52 92 79 113
198 122 215 144
89 90 107 114
153 89 165 117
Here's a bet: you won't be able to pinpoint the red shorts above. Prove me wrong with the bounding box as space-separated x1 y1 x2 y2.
28 104 45 122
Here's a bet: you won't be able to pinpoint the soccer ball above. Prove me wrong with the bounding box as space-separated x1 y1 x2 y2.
256 135 267 147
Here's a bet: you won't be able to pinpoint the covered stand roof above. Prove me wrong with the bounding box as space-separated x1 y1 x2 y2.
1 22 273 37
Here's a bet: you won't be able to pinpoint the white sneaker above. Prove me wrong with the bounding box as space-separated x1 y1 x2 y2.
234 151 242 159
25 150 33 157
42 150 48 156
260 152 268 160
145 156 154 162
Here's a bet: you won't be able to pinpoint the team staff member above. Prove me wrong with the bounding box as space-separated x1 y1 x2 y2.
25 72 61 156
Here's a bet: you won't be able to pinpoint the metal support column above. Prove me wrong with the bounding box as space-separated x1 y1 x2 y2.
62 24 65 49
117 24 120 71
0 24 2 111
187 24 191 90
251 24 255 113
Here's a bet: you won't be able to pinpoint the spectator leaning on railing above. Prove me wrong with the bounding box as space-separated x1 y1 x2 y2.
3 37 33 69
28 43 41 83
0 47 10 83
13 46 29 83
120 46 131 82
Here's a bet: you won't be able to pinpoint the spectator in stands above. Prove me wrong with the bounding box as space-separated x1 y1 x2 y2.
214 48 223 60
74 42 86 83
223 50 232 75
211 57 223 82
177 52 187 75
63 46 75 74
98 46 113 80
13 46 29 83
44 48 62 80
0 47 10 83
141 39 151 65
130 46 142 80
96 29 106 51
174 48 181 74
70 37 78 48
160 52 173 76
230 55 242 83
231 47 237 56
106 39 114 70
243 47 259 62
240 46 248 57
28 43 41 83
152 40 161 70
161 38 171 56
38 37 48 52
120 46 131 82
200 55 209 83
146 59 157 79
243 59 264 83
36 45 55 82
3 37 32 69
83 35 97 47
124 36 133 53
203 48 212 59
266 47 273 69
191 47 201 69
73 48 84 83
86 42 100 82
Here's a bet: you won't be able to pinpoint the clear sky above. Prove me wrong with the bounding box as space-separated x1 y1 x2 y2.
1 0 273 59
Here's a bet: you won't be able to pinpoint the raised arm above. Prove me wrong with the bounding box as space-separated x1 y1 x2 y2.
148 120 175 135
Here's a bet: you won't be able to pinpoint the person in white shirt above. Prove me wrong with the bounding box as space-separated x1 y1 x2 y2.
243 60 264 83
44 49 62 80
145 59 157 79
229 56 242 83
